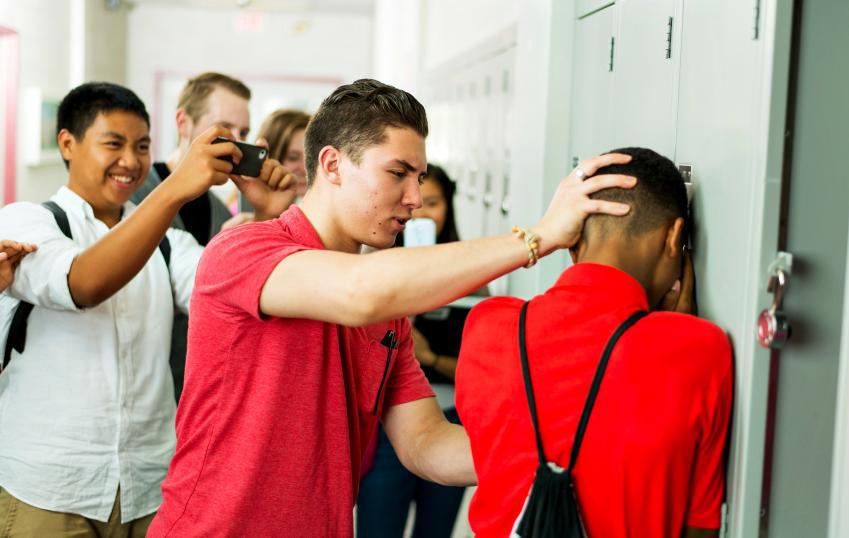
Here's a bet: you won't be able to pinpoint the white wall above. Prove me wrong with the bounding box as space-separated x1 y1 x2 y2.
0 0 128 204
126 4 373 159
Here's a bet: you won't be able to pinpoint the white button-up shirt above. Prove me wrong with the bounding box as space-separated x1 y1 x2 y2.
0 186 202 522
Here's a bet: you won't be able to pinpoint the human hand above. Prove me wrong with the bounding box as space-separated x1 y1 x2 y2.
658 249 696 314
233 138 297 221
166 125 243 204
221 212 255 230
0 240 38 293
412 326 437 367
531 153 636 255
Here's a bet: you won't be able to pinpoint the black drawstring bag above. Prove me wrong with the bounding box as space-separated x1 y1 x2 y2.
515 302 647 538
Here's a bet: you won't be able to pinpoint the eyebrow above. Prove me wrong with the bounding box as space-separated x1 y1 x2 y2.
391 159 427 177
100 132 151 143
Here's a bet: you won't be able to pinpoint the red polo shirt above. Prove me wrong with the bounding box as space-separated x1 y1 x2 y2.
455 263 733 537
148 206 434 538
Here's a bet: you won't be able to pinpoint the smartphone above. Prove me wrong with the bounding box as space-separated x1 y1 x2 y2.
212 137 267 177
403 218 437 247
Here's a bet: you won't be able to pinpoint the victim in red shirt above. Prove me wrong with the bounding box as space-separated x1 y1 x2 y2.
148 206 434 537
455 263 733 537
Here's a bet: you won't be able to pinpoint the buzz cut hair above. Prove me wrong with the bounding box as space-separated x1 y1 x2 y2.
586 147 688 238
304 78 428 186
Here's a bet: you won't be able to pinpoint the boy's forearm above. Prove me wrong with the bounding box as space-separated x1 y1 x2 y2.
408 421 476 487
352 232 543 324
68 183 184 307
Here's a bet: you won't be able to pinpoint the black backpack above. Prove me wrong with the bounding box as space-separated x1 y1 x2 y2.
514 301 646 537
2 201 171 372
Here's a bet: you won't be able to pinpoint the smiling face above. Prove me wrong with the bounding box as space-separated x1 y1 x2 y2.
334 126 426 250
60 110 151 224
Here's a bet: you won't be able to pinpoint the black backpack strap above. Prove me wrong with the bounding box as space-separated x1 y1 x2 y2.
158 235 171 269
518 301 548 465
3 302 34 372
566 310 647 472
518 302 647 469
2 202 74 373
42 201 72 239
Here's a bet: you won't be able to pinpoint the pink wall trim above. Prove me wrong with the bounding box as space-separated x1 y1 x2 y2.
0 27 18 204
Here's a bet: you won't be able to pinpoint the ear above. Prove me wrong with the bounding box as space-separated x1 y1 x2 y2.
175 108 192 141
664 217 686 258
317 145 342 186
57 129 76 163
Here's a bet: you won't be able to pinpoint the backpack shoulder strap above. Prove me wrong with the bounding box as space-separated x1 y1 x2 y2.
158 235 171 269
42 201 72 239
518 303 647 469
518 301 548 465
566 310 647 472
2 201 74 373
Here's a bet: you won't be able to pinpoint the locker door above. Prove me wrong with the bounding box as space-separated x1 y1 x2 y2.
607 0 680 157
569 4 617 165
673 1 793 537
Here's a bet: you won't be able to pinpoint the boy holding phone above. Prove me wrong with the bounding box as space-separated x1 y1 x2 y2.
132 72 296 400
0 82 287 537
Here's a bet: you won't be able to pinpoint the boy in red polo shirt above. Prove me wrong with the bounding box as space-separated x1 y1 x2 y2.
148 80 640 537
456 147 733 538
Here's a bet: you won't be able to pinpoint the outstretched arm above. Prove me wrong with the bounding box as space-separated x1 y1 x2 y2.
67 125 241 307
259 153 636 326
0 240 38 293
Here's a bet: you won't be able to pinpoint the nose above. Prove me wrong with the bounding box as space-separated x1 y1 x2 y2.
232 128 245 142
403 177 423 210
118 147 140 172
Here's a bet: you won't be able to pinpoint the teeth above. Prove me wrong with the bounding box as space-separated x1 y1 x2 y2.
111 175 133 184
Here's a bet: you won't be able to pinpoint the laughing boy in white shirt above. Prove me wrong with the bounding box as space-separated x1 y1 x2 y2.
0 82 292 537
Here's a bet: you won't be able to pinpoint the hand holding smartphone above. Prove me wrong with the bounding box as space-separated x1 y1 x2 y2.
212 137 268 177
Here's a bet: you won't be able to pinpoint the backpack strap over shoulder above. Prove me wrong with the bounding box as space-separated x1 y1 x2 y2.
2 202 74 372
518 302 648 470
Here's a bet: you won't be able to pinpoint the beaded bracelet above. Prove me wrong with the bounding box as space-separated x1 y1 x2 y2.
511 225 540 268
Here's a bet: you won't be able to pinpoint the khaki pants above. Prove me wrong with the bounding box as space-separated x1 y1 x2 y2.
0 486 154 538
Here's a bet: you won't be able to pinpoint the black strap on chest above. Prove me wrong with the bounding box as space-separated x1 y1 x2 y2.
2 201 171 372
515 301 647 537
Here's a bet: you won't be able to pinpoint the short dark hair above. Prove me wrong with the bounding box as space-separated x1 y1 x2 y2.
304 79 428 186
587 147 688 237
57 82 150 167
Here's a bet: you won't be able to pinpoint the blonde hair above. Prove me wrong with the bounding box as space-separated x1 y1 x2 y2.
257 109 311 161
177 72 251 122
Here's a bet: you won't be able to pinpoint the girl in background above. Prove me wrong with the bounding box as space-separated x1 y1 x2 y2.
357 164 476 538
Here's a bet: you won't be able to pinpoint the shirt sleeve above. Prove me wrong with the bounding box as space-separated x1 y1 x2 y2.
165 227 204 315
0 203 80 311
193 220 309 320
383 317 435 409
685 333 734 528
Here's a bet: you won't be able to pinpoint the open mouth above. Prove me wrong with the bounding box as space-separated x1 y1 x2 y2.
393 217 410 230
109 173 137 189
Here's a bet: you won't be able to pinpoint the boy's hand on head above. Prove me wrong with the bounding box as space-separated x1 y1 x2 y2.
659 250 697 314
167 125 242 203
232 138 297 221
531 153 636 255
0 240 38 293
